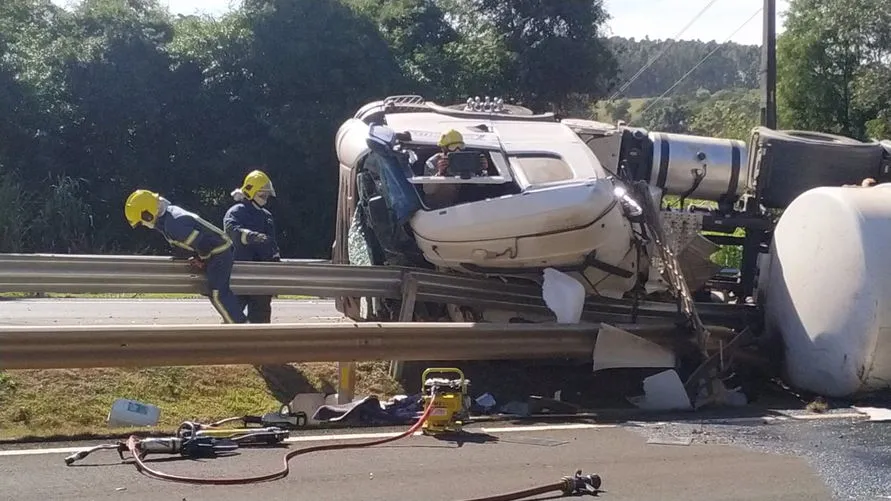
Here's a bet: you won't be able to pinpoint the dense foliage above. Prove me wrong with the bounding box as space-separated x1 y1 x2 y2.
607 37 761 98
776 0 891 140
0 0 624 256
0 0 886 257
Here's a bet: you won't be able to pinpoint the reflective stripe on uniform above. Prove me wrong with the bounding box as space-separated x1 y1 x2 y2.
193 216 232 259
167 238 196 253
199 240 232 260
240 229 250 245
210 289 235 324
183 229 200 247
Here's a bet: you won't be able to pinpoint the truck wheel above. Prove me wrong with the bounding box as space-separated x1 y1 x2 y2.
750 127 886 209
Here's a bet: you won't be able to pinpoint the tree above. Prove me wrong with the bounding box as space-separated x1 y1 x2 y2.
59 0 189 251
640 98 691 134
607 37 760 98
0 0 790 257
690 89 760 141
777 0 891 139
467 0 618 112
344 0 463 100
231 0 408 257
611 98 632 122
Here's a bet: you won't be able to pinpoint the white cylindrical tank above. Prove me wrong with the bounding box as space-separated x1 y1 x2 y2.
764 186 891 397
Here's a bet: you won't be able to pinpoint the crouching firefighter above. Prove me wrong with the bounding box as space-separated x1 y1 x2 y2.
224 170 281 324
124 189 247 324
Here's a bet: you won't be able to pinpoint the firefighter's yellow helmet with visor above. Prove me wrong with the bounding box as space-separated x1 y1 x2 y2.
124 189 163 228
437 129 465 151
241 170 276 201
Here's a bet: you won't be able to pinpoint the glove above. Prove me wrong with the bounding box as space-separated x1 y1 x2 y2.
188 256 206 274
247 231 269 244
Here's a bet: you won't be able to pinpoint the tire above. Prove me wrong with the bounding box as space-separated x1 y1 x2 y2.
750 126 886 209
766 129 864 145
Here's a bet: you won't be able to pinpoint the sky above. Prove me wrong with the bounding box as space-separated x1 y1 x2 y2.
603 0 790 45
50 0 790 46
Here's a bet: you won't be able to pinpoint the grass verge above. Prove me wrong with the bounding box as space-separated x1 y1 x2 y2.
0 360 642 441
0 362 402 441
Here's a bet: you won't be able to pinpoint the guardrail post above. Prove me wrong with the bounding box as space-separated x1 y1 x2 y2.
337 361 356 404
388 274 419 380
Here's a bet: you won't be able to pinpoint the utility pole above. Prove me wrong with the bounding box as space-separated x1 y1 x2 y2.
760 0 777 128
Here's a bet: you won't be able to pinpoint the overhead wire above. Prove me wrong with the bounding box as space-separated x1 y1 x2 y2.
639 7 764 117
601 0 724 108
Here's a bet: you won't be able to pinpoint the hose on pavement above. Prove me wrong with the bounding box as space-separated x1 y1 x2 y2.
125 395 439 485
73 393 603 500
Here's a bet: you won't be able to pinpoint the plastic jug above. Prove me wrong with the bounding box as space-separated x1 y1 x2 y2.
541 268 586 324
107 398 161 427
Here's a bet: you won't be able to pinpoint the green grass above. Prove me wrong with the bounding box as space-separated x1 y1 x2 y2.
660 195 744 269
0 362 402 441
589 98 650 124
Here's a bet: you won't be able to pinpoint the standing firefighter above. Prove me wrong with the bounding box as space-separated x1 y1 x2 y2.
224 169 281 324
124 189 247 324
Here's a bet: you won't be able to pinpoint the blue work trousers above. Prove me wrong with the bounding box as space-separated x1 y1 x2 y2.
205 247 247 324
239 295 273 323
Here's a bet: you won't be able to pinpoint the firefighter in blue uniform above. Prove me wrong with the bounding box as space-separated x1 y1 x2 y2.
223 170 281 323
124 189 247 324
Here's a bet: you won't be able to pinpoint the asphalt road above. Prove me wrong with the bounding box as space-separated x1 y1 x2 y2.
3 298 891 500
0 421 852 501
0 298 342 325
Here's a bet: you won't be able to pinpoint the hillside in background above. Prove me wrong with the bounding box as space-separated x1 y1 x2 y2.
607 36 762 99
590 37 763 139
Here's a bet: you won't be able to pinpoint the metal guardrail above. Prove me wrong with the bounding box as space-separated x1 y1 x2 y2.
0 322 599 370
0 253 756 328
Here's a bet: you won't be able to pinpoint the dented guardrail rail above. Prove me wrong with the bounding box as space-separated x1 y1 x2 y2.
0 322 600 370
0 253 756 328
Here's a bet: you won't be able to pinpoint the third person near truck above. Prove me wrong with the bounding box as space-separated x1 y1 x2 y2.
223 169 281 324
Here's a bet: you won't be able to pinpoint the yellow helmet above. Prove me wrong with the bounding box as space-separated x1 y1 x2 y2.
437 129 465 150
241 170 276 200
124 189 161 228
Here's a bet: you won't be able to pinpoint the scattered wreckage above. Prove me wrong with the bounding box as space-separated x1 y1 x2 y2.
331 94 891 402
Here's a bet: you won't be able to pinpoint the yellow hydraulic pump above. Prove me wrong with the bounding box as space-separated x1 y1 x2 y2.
421 367 469 435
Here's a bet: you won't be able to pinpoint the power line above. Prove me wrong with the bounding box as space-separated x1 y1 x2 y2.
640 8 763 118
605 0 724 103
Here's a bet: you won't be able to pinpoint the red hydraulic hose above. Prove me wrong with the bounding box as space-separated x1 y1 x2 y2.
121 394 601 500
126 395 438 485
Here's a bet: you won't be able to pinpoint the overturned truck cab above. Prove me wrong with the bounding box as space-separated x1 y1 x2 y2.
331 95 891 400
333 96 749 321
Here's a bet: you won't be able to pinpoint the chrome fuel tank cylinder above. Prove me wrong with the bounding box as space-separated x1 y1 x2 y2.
647 132 749 203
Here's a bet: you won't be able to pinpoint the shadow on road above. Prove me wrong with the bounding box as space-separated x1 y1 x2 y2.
428 431 499 447
253 364 317 404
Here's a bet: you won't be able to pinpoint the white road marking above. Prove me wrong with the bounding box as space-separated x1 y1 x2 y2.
0 423 615 457
0 446 99 457
786 411 866 420
631 410 868 428
0 411 870 458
